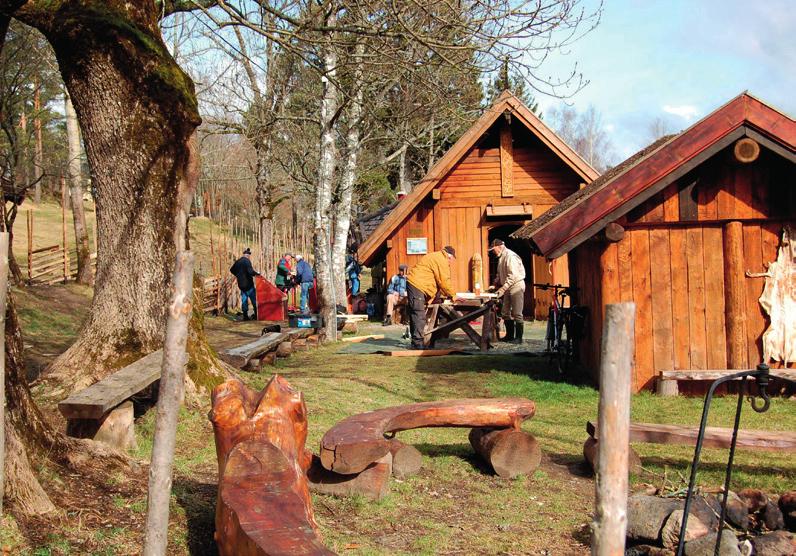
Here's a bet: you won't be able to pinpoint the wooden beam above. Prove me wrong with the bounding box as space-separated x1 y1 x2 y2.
499 122 514 198
379 349 458 357
678 175 699 221
220 332 289 368
603 222 625 243
722 221 747 369
341 334 385 343
733 137 760 163
660 369 796 381
431 188 441 200
588 420 796 452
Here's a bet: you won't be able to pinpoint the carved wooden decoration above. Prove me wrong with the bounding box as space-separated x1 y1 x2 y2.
747 226 796 365
210 376 333 556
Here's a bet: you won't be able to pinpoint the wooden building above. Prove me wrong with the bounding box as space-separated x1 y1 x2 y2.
358 91 598 318
513 93 796 391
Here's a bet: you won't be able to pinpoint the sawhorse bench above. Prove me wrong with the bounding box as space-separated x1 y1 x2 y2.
58 350 162 451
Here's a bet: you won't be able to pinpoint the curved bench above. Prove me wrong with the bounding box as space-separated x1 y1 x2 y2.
211 376 331 556
319 398 536 475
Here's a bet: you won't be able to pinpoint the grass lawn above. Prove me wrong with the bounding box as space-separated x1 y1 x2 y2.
6 286 796 554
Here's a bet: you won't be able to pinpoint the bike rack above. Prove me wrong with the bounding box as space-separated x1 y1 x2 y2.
676 363 773 556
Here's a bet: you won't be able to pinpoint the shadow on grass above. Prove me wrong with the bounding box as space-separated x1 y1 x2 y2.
173 477 218 556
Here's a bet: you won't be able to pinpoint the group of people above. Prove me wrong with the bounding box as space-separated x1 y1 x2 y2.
274 252 315 315
387 239 526 350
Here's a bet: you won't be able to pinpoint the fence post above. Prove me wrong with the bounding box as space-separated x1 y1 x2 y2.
592 302 636 556
142 251 194 556
0 232 9 513
27 210 32 282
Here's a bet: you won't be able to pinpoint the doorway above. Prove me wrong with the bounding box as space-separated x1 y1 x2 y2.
487 224 535 318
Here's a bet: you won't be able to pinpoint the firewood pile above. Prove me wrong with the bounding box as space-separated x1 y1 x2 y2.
625 490 796 555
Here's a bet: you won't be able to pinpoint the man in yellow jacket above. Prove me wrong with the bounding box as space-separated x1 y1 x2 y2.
406 246 457 349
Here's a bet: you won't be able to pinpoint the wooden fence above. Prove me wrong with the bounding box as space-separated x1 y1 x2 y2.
25 210 97 285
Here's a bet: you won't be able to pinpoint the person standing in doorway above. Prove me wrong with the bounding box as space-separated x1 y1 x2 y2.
406 246 457 349
295 254 315 315
230 247 260 321
489 239 526 343
384 264 409 326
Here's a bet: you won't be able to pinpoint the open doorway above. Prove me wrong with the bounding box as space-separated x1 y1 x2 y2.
487 224 535 319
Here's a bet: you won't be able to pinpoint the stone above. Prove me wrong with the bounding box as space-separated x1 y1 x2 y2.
661 510 709 548
750 530 796 556
691 496 720 531
683 530 741 556
762 500 786 531
738 488 769 513
723 494 750 530
627 495 679 542
625 545 674 556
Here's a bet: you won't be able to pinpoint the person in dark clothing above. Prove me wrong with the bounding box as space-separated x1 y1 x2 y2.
230 248 260 320
275 252 295 292
294 255 315 314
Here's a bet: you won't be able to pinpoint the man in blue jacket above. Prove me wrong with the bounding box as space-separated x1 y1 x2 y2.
229 248 260 321
295 254 314 315
384 264 408 326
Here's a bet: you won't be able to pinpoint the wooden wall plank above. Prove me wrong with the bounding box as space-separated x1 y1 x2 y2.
742 223 765 366
669 228 690 370
500 124 514 198
723 221 748 369
649 229 674 374
685 227 708 369
662 183 679 221
702 226 727 369
616 235 634 302
630 229 654 390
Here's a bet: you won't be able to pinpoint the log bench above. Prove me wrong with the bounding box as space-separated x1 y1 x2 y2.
58 350 162 451
656 369 796 396
586 420 796 454
319 398 538 477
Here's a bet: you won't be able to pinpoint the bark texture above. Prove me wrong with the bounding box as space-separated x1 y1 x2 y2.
3 2 225 395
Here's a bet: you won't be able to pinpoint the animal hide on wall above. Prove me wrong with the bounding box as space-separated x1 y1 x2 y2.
747 226 796 365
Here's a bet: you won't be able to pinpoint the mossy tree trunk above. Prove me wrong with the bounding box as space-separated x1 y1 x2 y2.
0 1 227 396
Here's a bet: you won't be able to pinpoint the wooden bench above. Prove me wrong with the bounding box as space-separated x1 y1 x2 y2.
58 350 162 451
586 420 796 453
657 369 796 396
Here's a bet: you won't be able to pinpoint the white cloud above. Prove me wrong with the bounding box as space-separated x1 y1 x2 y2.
663 104 700 120
605 123 616 133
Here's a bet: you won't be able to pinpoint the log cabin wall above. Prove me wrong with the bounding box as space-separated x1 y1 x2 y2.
384 119 580 312
574 146 796 391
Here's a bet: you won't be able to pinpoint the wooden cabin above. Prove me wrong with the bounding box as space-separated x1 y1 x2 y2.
513 92 796 392
358 91 598 318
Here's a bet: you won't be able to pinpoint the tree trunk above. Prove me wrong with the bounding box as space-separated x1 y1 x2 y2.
331 44 364 309
7 2 226 395
64 92 93 285
313 14 339 340
33 84 43 204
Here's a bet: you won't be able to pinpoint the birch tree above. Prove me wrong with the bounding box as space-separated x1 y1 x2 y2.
64 92 93 285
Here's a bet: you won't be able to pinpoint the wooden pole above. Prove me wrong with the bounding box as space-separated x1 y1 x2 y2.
592 302 636 556
723 221 747 369
143 251 194 556
27 210 32 282
0 232 9 513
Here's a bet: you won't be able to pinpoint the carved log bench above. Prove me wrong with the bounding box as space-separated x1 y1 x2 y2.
319 398 539 482
210 377 332 556
57 350 162 451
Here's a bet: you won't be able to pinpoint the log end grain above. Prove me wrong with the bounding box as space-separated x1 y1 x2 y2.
388 440 423 479
469 427 541 479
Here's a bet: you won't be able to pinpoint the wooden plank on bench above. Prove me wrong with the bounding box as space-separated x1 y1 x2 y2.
58 350 162 420
587 421 796 452
660 369 796 381
220 332 288 368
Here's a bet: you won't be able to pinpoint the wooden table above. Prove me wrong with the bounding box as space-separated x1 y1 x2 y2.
422 297 497 351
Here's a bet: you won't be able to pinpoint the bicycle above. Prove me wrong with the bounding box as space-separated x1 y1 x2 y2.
533 283 587 374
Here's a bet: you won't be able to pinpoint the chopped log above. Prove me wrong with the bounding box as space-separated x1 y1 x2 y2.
210 376 327 555
587 421 796 452
582 436 642 476
342 334 385 343
320 398 535 475
657 377 679 397
286 328 313 340
468 427 541 479
306 334 321 348
242 358 261 372
779 491 796 530
66 400 136 451
341 322 358 334
292 339 308 351
733 137 760 163
220 332 288 368
261 352 277 366
275 342 293 358
388 440 422 479
307 454 392 500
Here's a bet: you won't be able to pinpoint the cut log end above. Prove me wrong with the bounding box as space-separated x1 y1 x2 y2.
604 222 625 243
734 137 760 163
469 427 541 479
388 440 423 478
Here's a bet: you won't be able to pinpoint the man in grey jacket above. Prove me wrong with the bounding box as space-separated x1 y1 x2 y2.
489 239 526 343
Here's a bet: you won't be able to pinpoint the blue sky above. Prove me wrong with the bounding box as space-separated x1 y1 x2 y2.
535 0 796 160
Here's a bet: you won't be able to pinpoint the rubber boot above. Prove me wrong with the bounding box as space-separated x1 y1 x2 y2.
501 319 515 342
383 315 392 326
511 321 524 344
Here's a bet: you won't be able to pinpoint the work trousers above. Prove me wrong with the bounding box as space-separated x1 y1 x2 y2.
406 282 427 347
240 287 257 319
300 282 312 314
500 284 525 322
